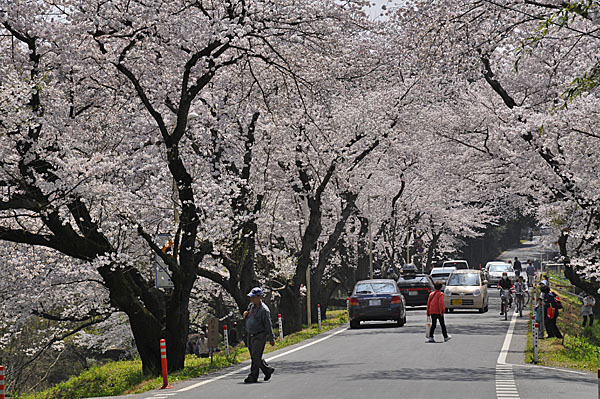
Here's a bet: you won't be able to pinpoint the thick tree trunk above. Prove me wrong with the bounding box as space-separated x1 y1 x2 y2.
425 232 441 273
128 314 163 375
356 216 370 281
558 230 600 308
279 285 303 334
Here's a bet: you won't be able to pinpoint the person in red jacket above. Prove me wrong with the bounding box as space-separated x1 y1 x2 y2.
427 282 452 343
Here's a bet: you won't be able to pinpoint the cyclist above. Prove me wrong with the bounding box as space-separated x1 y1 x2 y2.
514 276 528 315
498 272 513 315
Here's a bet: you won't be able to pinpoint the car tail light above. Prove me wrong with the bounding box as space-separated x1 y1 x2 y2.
391 296 402 304
349 297 359 306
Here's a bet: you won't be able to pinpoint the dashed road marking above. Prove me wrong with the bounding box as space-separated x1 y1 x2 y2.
496 364 520 399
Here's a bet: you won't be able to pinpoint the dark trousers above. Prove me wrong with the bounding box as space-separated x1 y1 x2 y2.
247 332 270 379
545 317 563 338
583 315 594 327
430 314 448 338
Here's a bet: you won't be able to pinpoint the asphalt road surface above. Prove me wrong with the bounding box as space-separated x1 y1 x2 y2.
98 240 597 399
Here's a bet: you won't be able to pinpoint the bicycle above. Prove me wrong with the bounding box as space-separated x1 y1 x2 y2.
500 288 512 321
514 291 530 317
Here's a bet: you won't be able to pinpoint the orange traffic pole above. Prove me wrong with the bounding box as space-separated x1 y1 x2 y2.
159 339 173 389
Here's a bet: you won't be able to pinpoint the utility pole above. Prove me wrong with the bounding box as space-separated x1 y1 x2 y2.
306 266 311 326
368 196 373 279
406 226 411 264
303 197 312 325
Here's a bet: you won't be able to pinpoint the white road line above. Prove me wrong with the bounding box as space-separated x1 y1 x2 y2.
497 310 518 365
510 362 592 376
496 315 521 399
495 363 520 399
176 327 348 392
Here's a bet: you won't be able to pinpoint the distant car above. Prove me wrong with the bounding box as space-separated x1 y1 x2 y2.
444 270 489 313
429 267 457 286
486 262 516 286
401 263 419 275
442 260 470 270
348 279 407 329
397 274 434 306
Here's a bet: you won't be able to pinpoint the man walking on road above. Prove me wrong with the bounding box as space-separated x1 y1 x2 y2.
426 282 451 343
243 287 276 383
513 257 522 278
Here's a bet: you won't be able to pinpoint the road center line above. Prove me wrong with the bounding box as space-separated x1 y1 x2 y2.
177 326 348 392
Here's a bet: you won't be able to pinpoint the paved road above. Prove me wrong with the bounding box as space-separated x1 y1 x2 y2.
99 239 597 399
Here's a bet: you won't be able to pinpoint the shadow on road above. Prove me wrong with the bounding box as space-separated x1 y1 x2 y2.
346 366 594 385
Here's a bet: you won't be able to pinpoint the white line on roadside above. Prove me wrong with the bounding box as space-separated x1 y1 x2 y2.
496 312 521 399
176 326 348 393
497 310 518 365
510 362 591 376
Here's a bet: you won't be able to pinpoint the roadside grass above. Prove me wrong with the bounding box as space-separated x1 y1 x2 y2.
19 310 348 399
525 275 600 371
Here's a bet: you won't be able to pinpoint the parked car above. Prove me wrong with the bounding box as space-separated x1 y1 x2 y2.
442 260 470 270
429 267 457 286
444 270 489 313
348 279 407 329
397 274 434 306
485 261 516 286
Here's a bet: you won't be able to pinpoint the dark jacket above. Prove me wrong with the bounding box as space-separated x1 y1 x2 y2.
514 260 522 272
544 291 560 319
245 302 275 341
498 278 513 290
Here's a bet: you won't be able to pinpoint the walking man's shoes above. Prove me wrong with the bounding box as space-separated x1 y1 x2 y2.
244 376 258 384
264 367 275 381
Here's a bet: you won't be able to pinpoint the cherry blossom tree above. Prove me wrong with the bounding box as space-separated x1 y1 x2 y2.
0 0 377 375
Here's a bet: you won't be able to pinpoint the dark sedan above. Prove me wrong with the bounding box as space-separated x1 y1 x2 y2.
348 279 407 329
397 275 434 307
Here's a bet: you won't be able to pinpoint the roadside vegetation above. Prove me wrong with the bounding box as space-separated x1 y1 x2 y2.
17 311 348 399
526 275 600 372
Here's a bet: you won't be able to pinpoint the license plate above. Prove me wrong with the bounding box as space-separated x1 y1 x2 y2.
451 299 463 305
369 299 381 306
409 291 418 296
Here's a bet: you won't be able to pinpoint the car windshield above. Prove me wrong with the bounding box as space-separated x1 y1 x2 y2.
490 265 513 273
447 273 480 286
355 282 396 294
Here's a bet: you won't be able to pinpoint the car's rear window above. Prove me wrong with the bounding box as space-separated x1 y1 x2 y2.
398 276 429 284
355 282 396 294
432 273 451 277
447 273 480 286
490 265 513 272
444 261 468 269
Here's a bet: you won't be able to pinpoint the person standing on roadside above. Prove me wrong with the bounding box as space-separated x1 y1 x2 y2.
243 287 275 383
426 282 451 343
535 297 545 338
526 260 536 287
513 257 522 278
195 332 210 358
541 283 563 339
580 292 596 327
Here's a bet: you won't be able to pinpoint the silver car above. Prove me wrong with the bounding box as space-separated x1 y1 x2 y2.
486 262 516 286
429 267 457 286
